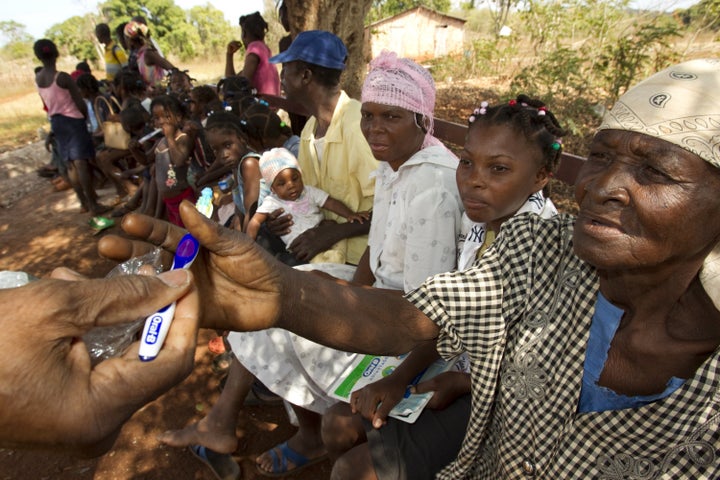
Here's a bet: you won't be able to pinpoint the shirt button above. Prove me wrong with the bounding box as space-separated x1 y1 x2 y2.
522 460 535 475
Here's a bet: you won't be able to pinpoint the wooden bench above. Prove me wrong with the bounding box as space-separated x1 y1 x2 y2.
259 94 586 186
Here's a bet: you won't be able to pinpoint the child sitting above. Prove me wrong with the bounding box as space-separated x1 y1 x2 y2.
112 105 160 217
149 94 196 226
246 147 369 264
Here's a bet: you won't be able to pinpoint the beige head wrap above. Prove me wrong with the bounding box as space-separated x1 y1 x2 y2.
599 58 720 169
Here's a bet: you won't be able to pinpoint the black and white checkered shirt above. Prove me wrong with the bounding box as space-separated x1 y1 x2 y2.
408 213 720 479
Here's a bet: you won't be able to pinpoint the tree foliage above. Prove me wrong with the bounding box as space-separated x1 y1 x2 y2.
45 15 99 65
0 20 33 59
511 0 681 106
187 4 235 57
682 0 720 31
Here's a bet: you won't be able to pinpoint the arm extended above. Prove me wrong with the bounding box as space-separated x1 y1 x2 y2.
98 202 439 355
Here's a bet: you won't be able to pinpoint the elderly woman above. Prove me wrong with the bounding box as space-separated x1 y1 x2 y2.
102 58 720 478
152 51 463 477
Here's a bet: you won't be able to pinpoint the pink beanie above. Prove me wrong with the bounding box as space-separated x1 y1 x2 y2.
361 50 441 148
259 147 301 186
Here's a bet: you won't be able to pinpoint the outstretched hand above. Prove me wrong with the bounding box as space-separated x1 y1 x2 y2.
0 268 198 455
98 200 288 333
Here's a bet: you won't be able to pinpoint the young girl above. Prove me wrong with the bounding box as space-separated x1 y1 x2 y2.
111 105 160 218
224 11 280 96
187 85 219 126
149 94 196 226
203 102 301 229
239 99 300 156
33 39 109 216
167 69 194 99
202 111 260 229
246 148 368 262
322 94 568 480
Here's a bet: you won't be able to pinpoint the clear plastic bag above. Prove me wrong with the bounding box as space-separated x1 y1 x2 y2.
83 248 165 365
0 271 38 289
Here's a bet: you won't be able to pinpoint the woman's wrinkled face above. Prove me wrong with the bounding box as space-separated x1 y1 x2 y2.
574 129 720 271
206 129 246 165
457 123 548 232
360 102 425 171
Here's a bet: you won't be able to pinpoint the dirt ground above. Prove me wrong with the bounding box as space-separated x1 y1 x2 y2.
0 83 581 479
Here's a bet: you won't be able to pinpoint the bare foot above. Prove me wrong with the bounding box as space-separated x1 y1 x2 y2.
157 416 238 454
256 431 327 474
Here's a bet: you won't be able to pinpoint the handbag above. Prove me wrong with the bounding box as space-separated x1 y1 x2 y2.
94 96 130 150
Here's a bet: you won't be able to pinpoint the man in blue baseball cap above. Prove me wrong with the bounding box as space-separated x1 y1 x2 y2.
263 29 376 265
157 30 378 476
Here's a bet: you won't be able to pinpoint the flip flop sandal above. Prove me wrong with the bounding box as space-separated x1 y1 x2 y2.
256 441 328 477
188 445 240 480
212 352 233 374
89 216 115 235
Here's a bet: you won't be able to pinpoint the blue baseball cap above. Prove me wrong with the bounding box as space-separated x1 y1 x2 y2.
269 30 347 70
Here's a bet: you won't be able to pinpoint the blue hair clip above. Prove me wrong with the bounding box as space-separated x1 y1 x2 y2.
258 99 269 107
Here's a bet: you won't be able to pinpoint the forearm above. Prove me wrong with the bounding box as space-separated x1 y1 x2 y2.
279 270 437 355
324 197 354 220
224 54 236 78
246 216 264 240
323 218 371 244
388 340 440 384
166 136 190 166
196 163 232 186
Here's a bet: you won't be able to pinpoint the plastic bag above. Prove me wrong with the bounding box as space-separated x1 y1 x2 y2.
83 248 164 365
0 271 38 289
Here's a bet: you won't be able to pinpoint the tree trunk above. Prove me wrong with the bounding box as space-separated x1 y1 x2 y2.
283 0 373 99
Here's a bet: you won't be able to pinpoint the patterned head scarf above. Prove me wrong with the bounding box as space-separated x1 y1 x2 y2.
259 147 301 187
361 50 442 148
599 58 720 169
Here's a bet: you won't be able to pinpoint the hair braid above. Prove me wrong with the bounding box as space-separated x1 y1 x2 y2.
468 94 568 174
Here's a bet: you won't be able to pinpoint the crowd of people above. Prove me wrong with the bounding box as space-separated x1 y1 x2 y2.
7 3 720 480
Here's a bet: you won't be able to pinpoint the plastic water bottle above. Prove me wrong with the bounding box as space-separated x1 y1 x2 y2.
196 187 214 218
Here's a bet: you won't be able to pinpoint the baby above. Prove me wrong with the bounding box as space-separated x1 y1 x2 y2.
246 148 369 254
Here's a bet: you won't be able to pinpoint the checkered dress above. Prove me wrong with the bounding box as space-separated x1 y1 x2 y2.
407 213 720 479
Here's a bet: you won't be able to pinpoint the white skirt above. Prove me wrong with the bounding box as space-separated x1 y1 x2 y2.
228 263 360 414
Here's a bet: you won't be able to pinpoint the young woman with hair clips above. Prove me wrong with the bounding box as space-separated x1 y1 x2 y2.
322 93 568 480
